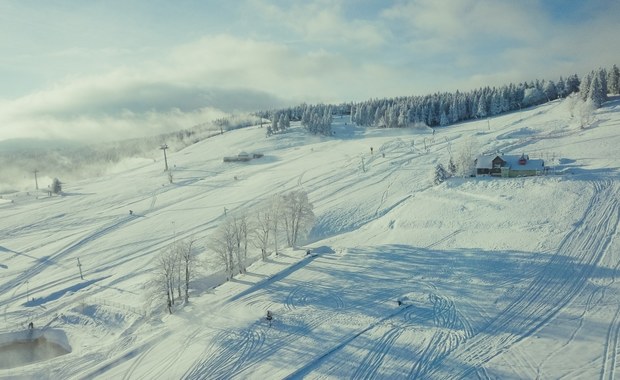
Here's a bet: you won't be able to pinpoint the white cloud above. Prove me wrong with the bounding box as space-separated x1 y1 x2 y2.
0 34 402 142
1 1 618 144
250 0 387 48
378 0 619 90
381 0 543 56
0 106 227 143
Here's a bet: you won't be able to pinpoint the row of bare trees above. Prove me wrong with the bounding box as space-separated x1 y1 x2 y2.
212 214 250 280
148 190 314 314
147 238 196 314
211 190 315 280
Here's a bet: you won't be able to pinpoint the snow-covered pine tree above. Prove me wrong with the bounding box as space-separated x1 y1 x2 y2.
579 72 592 101
489 91 502 116
565 74 580 94
588 74 605 108
476 93 488 118
597 67 608 97
556 76 566 98
278 113 285 131
543 80 558 101
271 114 279 134
439 110 449 127
432 164 448 185
523 87 545 107
52 178 62 194
608 64 620 94
448 157 457 176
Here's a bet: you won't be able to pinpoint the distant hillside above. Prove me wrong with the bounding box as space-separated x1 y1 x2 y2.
260 64 618 135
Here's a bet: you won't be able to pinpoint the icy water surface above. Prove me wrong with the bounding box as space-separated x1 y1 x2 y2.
0 335 69 369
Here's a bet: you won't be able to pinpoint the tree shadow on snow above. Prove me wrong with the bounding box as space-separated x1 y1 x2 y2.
206 244 620 379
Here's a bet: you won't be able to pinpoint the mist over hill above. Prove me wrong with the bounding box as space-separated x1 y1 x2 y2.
3 64 616 195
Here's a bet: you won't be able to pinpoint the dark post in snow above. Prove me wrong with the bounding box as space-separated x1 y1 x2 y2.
160 144 169 172
34 169 39 190
77 258 84 280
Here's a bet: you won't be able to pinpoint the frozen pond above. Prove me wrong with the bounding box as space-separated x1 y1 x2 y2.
0 330 71 369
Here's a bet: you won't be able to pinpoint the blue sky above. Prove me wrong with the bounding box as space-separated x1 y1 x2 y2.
0 0 618 142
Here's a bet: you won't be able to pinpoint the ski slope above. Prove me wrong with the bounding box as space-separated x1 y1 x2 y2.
0 95 619 379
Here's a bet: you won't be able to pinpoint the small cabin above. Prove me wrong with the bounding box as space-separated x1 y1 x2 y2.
475 153 544 177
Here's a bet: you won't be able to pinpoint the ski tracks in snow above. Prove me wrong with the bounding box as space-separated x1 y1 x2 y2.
0 214 135 302
601 303 620 380
430 179 620 379
350 327 405 380
182 327 267 380
407 294 474 379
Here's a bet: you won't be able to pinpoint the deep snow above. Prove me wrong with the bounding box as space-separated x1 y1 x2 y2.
0 95 619 379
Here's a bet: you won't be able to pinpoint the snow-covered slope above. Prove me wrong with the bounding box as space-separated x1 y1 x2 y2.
1 95 619 379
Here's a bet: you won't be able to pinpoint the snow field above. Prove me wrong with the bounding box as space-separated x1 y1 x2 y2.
0 96 619 378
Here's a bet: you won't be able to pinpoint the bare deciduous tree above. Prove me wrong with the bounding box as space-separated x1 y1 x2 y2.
270 195 283 255
177 237 196 303
455 137 477 177
252 205 272 260
153 245 178 313
145 237 198 314
211 218 237 280
232 214 250 274
280 190 315 248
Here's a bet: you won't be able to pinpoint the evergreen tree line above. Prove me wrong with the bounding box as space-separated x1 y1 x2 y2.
300 104 333 135
258 64 618 134
352 65 618 129
266 111 291 136
350 74 581 129
579 65 619 108
263 104 334 136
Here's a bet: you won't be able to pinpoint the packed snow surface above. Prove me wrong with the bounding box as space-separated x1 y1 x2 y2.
1 96 619 379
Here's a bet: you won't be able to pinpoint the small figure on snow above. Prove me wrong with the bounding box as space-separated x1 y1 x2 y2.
306 249 311 256
28 322 34 329
129 210 133 215
370 147 374 155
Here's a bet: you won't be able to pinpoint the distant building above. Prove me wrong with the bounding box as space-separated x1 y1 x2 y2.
475 154 544 177
223 151 264 163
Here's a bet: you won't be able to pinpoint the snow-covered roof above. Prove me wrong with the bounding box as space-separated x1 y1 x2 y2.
475 155 501 169
475 154 544 170
503 155 544 170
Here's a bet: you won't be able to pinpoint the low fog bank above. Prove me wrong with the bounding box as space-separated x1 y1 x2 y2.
0 114 262 194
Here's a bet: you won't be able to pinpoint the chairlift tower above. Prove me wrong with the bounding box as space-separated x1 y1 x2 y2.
160 144 169 171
